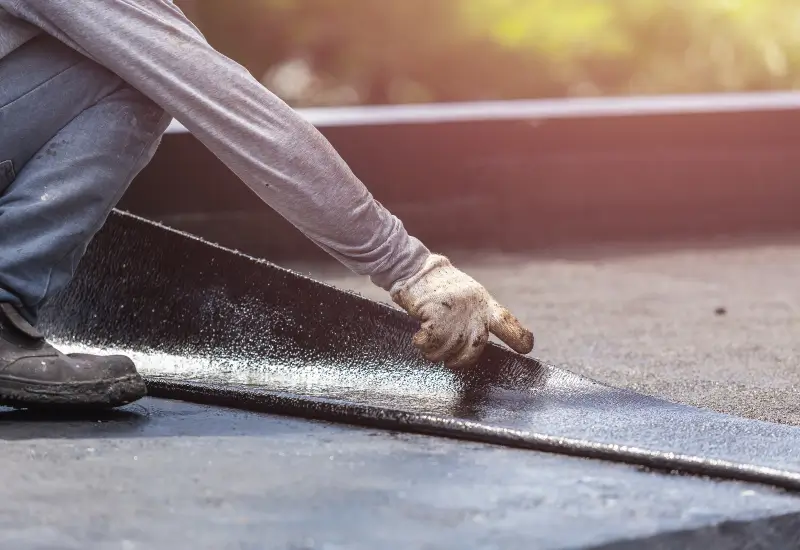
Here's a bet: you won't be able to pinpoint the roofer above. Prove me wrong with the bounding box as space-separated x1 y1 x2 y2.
0 0 534 409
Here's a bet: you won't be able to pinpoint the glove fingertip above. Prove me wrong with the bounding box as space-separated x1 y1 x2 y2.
510 329 534 354
412 327 437 352
490 306 535 355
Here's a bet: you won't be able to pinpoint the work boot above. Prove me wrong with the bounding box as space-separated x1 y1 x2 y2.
0 303 147 409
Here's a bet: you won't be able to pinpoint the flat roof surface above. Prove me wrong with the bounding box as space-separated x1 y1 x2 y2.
1 398 798 549
10 223 800 548
288 235 800 428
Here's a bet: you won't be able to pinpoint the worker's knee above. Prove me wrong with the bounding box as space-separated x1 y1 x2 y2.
0 35 141 170
0 35 172 196
103 83 171 158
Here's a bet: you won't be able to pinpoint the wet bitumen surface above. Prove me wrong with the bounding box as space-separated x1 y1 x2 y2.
23 212 800 548
1 397 799 550
296 236 800 428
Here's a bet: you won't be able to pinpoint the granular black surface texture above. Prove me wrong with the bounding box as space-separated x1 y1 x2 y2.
37 211 800 493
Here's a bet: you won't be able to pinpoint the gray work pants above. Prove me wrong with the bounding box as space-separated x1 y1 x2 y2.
0 35 171 323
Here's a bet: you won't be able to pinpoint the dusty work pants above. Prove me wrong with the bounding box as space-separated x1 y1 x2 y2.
0 35 171 324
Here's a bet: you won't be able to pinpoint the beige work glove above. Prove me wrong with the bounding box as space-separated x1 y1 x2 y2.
390 254 534 368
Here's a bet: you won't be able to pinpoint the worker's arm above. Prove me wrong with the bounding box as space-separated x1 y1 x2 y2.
2 0 533 366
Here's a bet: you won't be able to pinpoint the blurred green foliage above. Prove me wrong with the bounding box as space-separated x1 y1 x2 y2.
176 0 800 106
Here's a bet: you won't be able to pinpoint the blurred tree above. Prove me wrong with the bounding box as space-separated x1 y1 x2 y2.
174 0 800 107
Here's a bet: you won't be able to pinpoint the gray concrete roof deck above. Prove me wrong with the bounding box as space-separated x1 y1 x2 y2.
1 398 799 550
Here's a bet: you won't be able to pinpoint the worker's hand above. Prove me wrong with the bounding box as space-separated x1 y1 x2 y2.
390 254 534 368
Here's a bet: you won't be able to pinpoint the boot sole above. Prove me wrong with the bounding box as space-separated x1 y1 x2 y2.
0 373 147 409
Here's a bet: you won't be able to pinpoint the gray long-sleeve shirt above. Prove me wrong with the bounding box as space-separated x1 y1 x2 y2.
0 1 430 291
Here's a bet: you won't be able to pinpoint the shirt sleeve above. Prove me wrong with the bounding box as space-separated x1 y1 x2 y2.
2 0 431 290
